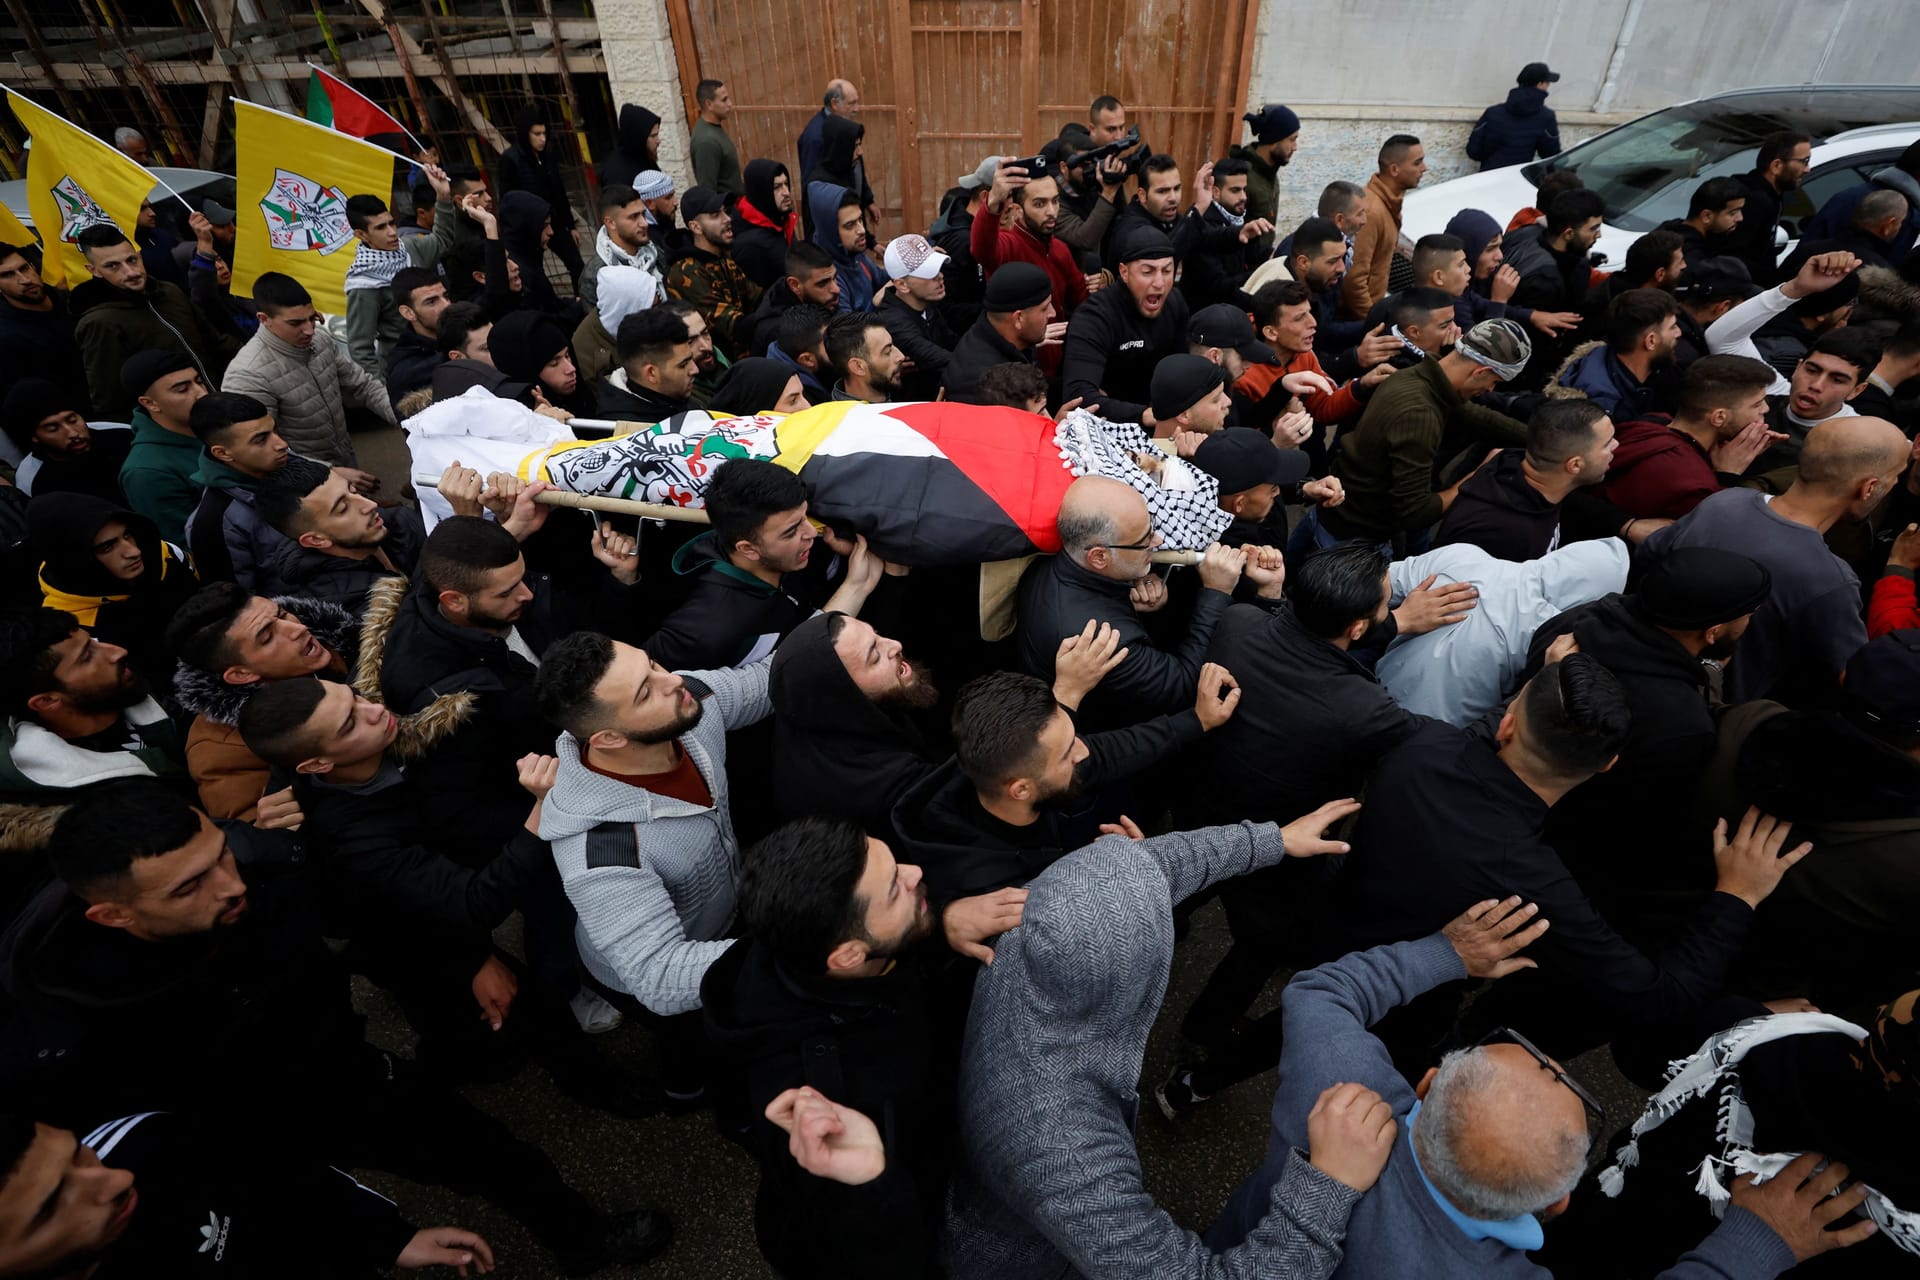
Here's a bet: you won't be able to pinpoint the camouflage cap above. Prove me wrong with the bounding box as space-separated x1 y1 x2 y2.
1454 317 1532 380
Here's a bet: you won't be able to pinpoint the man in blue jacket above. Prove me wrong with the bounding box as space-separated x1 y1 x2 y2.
1468 63 1564 171
1210 899 1880 1277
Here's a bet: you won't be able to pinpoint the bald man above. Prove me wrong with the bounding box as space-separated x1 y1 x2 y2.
1212 903 1840 1278
1645 415 1907 703
1016 476 1265 728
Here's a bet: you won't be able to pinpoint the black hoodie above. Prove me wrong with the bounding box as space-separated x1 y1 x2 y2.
802 116 873 239
767 612 937 839
599 103 661 190
497 190 578 323
250 503 424 617
700 935 945 1279
1525 593 1721 937
29 493 199 688
497 106 576 232
734 159 797 288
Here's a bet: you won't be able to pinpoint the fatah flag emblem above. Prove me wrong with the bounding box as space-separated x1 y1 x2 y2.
259 168 355 254
50 175 111 244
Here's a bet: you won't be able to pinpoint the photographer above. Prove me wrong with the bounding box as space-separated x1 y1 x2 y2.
1051 124 1135 258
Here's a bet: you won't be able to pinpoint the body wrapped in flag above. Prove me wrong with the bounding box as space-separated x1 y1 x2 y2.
404 391 1231 564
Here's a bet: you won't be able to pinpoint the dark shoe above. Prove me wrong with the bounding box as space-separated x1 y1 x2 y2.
1155 1063 1213 1120
558 1208 673 1274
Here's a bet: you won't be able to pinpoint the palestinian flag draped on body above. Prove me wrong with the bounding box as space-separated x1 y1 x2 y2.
4 89 158 288
305 66 411 141
403 393 1230 564
231 99 396 315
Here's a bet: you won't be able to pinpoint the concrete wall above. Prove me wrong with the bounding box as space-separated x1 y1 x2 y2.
596 0 693 187
1246 0 1920 230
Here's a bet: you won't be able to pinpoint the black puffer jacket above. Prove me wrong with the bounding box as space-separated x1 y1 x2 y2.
249 504 424 617
1466 86 1562 170
374 568 643 851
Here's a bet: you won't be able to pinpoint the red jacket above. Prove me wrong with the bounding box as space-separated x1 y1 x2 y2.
971 205 1088 321
1870 570 1920 639
1233 348 1363 433
1593 418 1724 520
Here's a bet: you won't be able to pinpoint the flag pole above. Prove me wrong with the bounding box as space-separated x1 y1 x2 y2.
306 64 431 158
236 96 420 167
0 85 194 214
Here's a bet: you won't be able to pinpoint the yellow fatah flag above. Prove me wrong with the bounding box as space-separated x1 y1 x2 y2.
0 198 31 251
231 99 396 315
5 89 159 289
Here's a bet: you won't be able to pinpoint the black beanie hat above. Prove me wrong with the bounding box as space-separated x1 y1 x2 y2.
1634 547 1772 629
1150 354 1228 422
984 263 1053 312
119 349 197 405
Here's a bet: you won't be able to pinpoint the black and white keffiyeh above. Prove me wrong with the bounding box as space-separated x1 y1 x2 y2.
1598 1012 1920 1257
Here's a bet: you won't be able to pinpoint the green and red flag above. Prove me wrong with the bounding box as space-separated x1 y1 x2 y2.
305 66 410 141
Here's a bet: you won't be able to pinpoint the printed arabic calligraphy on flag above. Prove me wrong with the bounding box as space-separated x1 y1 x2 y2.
230 99 397 314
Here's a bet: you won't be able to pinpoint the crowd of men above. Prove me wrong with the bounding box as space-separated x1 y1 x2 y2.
0 59 1916 1279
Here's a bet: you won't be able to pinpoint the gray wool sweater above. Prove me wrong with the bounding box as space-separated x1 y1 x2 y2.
942 821 1364 1279
540 661 771 1014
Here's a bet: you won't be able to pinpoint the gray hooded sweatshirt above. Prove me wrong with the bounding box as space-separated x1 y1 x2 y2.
942 821 1363 1279
540 661 771 1014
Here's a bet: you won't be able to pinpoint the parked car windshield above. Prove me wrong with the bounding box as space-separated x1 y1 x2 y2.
1521 87 1920 231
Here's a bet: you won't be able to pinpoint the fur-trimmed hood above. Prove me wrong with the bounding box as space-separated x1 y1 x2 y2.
1857 264 1920 328
1544 339 1605 399
0 802 68 854
352 576 480 760
170 595 360 727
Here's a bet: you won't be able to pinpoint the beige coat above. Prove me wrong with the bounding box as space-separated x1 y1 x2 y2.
221 325 394 467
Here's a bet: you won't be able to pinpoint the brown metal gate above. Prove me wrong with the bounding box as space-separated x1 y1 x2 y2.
661 0 1258 231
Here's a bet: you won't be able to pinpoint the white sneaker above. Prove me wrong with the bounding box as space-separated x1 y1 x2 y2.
570 988 624 1034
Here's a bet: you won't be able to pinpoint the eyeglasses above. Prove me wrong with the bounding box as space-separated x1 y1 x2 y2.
1475 1026 1606 1124
1100 532 1159 553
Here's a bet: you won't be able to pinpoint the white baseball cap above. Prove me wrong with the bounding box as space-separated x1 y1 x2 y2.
884 233 949 281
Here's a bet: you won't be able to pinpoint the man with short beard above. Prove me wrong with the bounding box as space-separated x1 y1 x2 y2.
1179 156 1275 309
1552 287 1683 421
0 241 86 406
891 664 1242 904
972 159 1088 337
0 610 189 875
702 815 1005 1278
768 611 1201 844
533 630 772 1023
824 312 906 404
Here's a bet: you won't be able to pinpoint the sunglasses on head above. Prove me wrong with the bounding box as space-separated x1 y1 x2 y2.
1475 1025 1606 1124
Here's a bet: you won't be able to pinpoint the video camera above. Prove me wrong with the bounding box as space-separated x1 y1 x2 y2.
1061 127 1151 181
